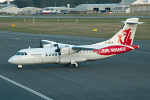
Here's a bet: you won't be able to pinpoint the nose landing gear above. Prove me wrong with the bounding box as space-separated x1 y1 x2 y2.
17 65 22 69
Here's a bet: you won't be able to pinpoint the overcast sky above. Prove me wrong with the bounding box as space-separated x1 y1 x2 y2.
0 0 14 3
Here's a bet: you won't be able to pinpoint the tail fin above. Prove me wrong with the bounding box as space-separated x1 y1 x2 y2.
95 18 144 45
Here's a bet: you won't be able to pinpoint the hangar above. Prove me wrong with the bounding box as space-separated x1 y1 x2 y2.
0 1 22 14
130 0 150 12
113 0 150 13
21 7 41 15
0 6 22 14
75 4 117 13
112 0 137 13
41 7 72 14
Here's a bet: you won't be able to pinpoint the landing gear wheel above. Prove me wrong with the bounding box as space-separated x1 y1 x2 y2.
73 63 78 68
17 65 22 69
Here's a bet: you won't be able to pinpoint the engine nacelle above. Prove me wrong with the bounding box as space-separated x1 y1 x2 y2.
60 47 78 55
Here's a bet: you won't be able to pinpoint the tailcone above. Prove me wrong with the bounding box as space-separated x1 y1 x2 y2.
131 45 140 49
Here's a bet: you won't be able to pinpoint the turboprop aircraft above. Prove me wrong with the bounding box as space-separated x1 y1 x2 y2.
8 18 144 69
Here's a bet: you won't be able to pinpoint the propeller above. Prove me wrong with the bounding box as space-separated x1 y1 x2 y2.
55 43 61 63
55 43 61 55
37 38 43 48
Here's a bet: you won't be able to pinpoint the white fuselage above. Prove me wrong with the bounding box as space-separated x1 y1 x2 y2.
8 44 139 67
8 47 110 66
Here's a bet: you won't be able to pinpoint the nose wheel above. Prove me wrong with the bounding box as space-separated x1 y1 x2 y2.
17 65 22 69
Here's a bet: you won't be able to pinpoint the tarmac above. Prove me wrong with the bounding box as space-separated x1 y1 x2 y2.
0 31 150 100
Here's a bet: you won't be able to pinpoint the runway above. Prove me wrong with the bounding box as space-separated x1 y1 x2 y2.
0 31 150 100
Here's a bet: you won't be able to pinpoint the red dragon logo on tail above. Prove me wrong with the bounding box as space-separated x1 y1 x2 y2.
118 29 132 45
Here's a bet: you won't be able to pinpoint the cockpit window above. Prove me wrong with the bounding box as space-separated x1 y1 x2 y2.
16 52 28 56
21 52 24 55
16 52 21 55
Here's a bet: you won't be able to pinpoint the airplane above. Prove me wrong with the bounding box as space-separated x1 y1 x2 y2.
8 18 144 69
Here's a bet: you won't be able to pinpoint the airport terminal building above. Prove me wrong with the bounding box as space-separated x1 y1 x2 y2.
21 7 41 15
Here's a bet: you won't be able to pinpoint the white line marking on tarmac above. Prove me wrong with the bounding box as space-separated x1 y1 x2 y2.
133 50 150 55
0 75 53 100
14 38 21 40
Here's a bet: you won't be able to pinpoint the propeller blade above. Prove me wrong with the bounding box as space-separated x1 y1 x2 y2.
55 43 60 52
37 38 43 48
55 48 60 52
55 43 61 54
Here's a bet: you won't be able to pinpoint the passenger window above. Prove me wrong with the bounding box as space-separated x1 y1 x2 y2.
21 52 24 55
55 53 57 56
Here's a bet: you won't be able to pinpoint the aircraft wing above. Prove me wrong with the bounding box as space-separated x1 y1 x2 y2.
42 40 73 47
42 40 100 50
41 40 57 44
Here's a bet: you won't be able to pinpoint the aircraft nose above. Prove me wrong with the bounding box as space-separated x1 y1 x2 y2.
8 57 16 64
8 58 13 64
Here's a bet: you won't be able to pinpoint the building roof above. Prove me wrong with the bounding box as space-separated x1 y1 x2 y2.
0 6 23 14
79 4 117 7
132 0 150 4
117 0 137 5
42 7 71 10
21 7 41 11
0 6 15 11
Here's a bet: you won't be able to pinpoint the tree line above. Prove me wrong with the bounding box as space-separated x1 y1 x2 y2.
2 0 121 8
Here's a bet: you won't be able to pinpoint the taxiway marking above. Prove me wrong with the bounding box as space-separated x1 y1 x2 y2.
0 75 52 100
134 50 150 55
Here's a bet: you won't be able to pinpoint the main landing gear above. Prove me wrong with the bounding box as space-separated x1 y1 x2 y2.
17 65 22 69
70 60 79 68
73 63 78 68
72 63 79 68
65 63 79 68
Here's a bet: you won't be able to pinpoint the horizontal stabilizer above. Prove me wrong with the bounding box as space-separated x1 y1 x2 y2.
121 21 145 24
